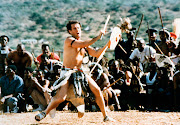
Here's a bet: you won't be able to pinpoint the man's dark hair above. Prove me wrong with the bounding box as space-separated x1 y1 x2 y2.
66 20 81 33
17 44 25 50
8 65 17 72
42 43 50 49
0 35 9 42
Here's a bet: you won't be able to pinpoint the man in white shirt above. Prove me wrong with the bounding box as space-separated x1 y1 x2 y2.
127 38 156 72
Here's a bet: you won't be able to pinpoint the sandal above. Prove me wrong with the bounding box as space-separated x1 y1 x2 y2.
103 116 116 122
35 112 46 121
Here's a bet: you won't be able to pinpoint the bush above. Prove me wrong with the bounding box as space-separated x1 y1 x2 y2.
29 12 46 25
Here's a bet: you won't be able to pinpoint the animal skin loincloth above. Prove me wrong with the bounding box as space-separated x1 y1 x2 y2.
51 68 90 98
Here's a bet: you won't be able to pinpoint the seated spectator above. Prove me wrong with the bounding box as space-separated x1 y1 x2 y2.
141 63 158 111
49 62 63 85
24 68 51 111
36 43 60 63
89 63 121 111
39 54 60 80
0 65 24 113
155 67 174 111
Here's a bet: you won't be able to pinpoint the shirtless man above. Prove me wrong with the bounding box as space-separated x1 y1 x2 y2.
7 44 33 78
35 20 114 122
0 35 12 78
157 29 171 56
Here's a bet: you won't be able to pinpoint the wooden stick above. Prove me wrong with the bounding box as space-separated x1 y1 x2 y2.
158 7 164 29
103 77 122 91
158 7 167 38
89 46 108 75
135 14 144 40
118 44 127 54
154 42 164 55
52 48 54 59
100 15 110 40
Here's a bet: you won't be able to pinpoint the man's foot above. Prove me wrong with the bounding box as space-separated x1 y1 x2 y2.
49 108 56 118
35 112 46 121
103 116 116 122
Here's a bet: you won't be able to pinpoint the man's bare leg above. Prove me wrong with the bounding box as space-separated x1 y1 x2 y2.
35 82 69 121
87 75 115 122
87 75 107 117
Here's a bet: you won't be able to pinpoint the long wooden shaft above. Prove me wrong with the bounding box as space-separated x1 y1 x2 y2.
118 44 127 54
103 77 122 91
135 14 144 40
89 46 108 75
154 42 164 55
100 15 110 40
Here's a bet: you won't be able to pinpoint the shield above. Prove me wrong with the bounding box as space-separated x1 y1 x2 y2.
155 54 175 69
109 27 122 50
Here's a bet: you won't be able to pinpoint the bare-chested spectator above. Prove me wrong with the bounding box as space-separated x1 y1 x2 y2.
89 63 121 111
157 29 171 56
36 43 60 64
7 44 33 78
0 35 12 78
24 68 51 111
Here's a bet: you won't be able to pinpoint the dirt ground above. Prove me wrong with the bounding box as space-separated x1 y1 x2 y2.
1 110 180 125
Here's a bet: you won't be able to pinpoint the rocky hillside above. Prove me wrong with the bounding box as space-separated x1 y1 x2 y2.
0 0 179 58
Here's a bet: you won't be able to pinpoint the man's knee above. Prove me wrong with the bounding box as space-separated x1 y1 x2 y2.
52 94 66 103
6 97 18 112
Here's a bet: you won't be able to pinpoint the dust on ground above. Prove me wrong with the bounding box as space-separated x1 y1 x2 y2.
1 110 180 125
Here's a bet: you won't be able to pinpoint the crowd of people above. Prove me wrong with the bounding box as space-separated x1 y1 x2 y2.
0 19 179 122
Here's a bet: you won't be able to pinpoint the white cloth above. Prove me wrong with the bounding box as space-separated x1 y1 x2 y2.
129 45 156 64
0 46 10 55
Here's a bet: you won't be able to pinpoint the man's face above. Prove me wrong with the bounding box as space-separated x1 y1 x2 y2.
42 46 50 55
53 66 61 74
24 70 32 79
17 46 25 56
6 67 15 77
149 32 157 41
159 32 168 41
126 31 134 39
69 23 81 39
109 61 119 73
0 37 8 47
36 71 43 80
137 42 145 52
